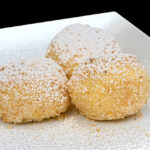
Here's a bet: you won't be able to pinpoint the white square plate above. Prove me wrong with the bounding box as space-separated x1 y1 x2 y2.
0 12 150 150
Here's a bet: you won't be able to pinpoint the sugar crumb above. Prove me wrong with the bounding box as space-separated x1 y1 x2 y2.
88 123 96 127
96 128 100 132
6 125 13 129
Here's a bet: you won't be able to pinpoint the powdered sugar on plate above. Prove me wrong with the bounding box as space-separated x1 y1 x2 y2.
1 108 150 150
0 57 68 104
0 12 150 150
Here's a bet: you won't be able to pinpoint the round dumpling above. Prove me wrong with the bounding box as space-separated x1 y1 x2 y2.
46 24 121 78
68 53 150 120
0 57 70 123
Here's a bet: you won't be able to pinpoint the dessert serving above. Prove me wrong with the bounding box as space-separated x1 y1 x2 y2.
0 23 149 123
68 53 149 120
0 57 69 123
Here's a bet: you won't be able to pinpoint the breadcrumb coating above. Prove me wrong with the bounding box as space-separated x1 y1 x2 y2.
68 53 150 120
0 57 70 123
46 24 121 78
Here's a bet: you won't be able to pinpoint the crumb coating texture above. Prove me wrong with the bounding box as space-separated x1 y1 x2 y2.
68 54 150 120
0 57 70 123
46 24 121 78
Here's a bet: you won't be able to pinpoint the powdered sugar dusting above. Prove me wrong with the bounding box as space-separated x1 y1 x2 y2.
0 15 150 150
46 24 121 75
0 57 68 104
71 53 146 82
1 109 150 150
68 53 149 120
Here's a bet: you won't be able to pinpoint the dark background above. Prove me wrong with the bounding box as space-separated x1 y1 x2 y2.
0 6 149 36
